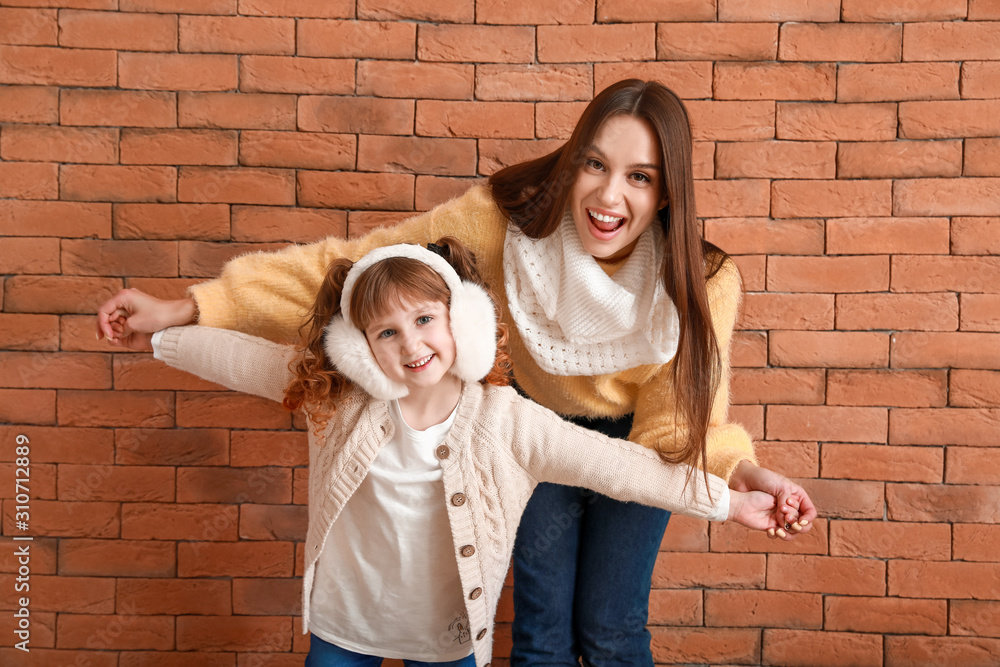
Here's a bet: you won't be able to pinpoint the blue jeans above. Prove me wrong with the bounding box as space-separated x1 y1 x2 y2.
510 411 671 667
305 634 476 667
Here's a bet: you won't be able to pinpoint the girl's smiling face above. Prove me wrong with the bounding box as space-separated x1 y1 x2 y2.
570 115 667 262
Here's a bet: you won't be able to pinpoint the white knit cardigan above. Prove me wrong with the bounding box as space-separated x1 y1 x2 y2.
155 325 729 667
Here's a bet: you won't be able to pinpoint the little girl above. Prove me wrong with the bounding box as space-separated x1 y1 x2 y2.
130 238 805 667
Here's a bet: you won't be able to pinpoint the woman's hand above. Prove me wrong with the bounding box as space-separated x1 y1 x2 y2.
728 460 817 540
96 289 197 347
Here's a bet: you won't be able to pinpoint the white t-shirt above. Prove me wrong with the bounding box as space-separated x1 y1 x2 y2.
308 400 473 661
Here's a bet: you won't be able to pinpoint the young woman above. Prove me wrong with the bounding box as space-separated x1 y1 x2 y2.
97 80 816 666
120 239 799 667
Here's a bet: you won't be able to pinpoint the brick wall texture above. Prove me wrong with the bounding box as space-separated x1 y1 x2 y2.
2 1 1000 665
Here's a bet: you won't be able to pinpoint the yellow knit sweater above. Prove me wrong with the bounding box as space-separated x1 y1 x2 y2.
190 185 755 480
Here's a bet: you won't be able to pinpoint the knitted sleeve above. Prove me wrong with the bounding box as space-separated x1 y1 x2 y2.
629 259 757 482
156 326 298 403
503 391 730 521
188 185 503 343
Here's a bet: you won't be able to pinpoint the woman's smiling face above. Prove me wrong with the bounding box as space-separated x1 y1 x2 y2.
570 115 667 262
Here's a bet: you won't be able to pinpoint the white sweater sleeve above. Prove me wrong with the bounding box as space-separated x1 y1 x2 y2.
155 326 298 403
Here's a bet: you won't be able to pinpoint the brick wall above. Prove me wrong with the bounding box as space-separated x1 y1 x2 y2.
2 1 999 665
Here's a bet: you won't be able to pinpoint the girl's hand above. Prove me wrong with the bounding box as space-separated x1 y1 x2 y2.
96 289 197 347
728 460 817 540
107 314 154 351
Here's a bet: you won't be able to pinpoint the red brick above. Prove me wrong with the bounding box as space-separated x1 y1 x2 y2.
59 389 173 429
0 45 115 86
416 100 533 139
4 499 118 537
706 218 825 256
836 293 958 331
0 314 59 351
233 577 300 615
4 276 122 314
780 22 902 62
62 239 178 277
120 128 237 166
847 0 965 20
358 60 473 99
765 629 882 667
954 523 1000 561
772 179 892 217
686 100 775 141
476 64 592 101
57 614 174 650
971 0 1000 18
705 590 821 628
231 206 345 243
238 131 353 171
0 237 59 274
967 61 1000 96
0 85 58 123
0 8 57 45
656 22 778 61
114 203 229 242
695 179 770 218
243 0 353 17
61 89 176 128
415 175 477 211
0 161 57 198
828 369 947 408
176 615 292 652
731 404 764 440
178 166 295 206
299 95 413 135
718 0 840 21
827 596 947 635
805 478 884 520
24 574 116 614
177 466 291 504
887 636 1000 666
298 171 414 210
892 407 1000 446
0 351 110 390
59 9 176 51
61 165 176 203
887 483 1000 523
947 447 1000 484
178 541 294 577
357 135 476 176
0 649 114 667
119 578 231 615
731 368 824 405
115 428 228 466
358 0 471 22
659 513 709 552
777 102 896 141
951 370 1000 408
178 92 295 130
58 539 175 577
770 554 886 595
717 141 835 179
823 443 943 483
732 332 767 367
951 600 1000 637
890 559 1000 598
652 552 766 589
647 589 702 626
478 138 563 175
954 290 999 331
768 256 889 293
901 100 1000 139
739 293 834 331
121 0 237 12
419 24 533 63
892 332 1000 370
893 256 1000 293
1 200 110 238
767 405 887 442
538 23 654 63
534 101 589 139
58 463 174 503
966 139 1000 177
595 62 713 100
240 503 307 540
650 627 759 666
1 425 113 464
903 21 1000 61
179 15 293 54
599 0 714 20
1 124 118 164
298 19 413 59
709 517 829 554
176 391 291 429
770 331 890 369
953 217 1000 254
239 56 354 96
178 241 288 277
839 62 959 104
122 502 238 541
230 431 307 468
754 440 819 477
838 141 962 180
119 52 237 91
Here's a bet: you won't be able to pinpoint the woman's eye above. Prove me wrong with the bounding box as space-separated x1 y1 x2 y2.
586 158 604 171
416 316 432 325
631 172 651 184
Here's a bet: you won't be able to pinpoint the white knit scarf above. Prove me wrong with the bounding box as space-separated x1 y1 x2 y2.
503 209 680 376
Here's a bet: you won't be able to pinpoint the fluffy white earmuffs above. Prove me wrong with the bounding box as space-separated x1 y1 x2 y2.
323 244 498 400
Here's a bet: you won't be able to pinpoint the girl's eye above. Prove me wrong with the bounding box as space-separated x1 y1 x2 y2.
378 329 395 339
416 316 432 325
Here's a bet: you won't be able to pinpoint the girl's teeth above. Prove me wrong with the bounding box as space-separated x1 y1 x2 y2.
406 355 432 368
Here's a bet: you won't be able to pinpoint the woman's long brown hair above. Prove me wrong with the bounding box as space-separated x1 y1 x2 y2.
489 79 728 475
283 237 511 436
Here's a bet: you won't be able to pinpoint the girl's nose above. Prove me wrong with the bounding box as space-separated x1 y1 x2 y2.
398 330 421 355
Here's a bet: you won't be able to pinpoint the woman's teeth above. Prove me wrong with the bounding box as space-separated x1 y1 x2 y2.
589 210 625 231
406 355 433 368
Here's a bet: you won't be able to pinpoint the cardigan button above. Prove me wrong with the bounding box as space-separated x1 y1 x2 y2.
451 492 466 506
469 587 483 600
476 629 487 641
436 445 450 459
460 545 475 557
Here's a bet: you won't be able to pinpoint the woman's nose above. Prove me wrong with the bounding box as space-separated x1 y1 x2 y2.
597 176 624 206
